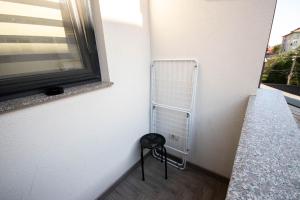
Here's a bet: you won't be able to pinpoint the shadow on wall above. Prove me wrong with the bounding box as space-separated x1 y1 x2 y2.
98 0 150 83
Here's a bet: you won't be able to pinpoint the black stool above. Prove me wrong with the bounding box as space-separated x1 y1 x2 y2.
140 133 167 181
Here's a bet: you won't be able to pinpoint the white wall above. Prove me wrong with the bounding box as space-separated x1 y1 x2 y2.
0 0 151 199
149 0 276 177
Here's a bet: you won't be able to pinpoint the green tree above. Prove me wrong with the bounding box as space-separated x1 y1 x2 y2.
262 47 300 85
272 44 282 54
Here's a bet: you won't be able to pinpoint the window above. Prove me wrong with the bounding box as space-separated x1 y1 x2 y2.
0 0 101 101
291 40 298 49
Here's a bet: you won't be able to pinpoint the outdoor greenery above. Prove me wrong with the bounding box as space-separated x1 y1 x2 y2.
272 44 282 54
262 46 300 86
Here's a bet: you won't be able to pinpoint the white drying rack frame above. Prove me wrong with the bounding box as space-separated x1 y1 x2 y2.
150 59 199 170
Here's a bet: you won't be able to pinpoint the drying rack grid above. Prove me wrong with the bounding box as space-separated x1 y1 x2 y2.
150 59 198 169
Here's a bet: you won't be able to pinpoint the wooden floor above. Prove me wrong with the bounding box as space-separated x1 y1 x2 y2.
99 156 229 200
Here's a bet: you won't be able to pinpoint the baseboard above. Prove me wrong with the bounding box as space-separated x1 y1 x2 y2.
186 162 229 184
96 151 151 200
154 150 229 183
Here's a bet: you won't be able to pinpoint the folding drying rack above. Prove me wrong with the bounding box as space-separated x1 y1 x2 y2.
150 59 198 170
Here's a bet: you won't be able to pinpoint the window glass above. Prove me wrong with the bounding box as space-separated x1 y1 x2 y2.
0 0 85 79
0 0 101 100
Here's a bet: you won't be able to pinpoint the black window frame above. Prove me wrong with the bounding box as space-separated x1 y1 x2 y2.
0 0 101 101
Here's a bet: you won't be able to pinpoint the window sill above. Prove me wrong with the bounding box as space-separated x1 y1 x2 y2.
0 81 113 114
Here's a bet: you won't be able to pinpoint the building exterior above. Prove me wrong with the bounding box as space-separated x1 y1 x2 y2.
282 27 300 52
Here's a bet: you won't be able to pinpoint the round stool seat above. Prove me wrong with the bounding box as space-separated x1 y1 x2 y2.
140 133 168 181
140 133 166 149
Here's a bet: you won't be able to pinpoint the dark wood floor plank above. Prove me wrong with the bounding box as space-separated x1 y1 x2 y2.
99 156 228 200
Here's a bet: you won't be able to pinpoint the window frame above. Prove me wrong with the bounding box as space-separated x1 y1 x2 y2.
0 0 102 101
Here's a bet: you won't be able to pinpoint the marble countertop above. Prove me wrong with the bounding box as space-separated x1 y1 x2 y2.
226 89 300 200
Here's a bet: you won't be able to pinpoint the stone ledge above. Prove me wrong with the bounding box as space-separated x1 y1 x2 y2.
226 89 300 199
0 81 113 114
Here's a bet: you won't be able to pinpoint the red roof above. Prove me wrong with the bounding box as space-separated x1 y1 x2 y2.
266 47 273 54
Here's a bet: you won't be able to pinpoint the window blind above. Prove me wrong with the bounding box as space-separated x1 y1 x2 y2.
0 0 84 78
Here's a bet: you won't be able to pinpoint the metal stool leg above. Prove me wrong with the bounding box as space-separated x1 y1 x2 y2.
163 146 168 179
160 147 163 163
141 146 145 181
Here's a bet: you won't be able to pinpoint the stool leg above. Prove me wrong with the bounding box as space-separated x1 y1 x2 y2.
160 147 163 163
163 146 168 179
141 146 145 181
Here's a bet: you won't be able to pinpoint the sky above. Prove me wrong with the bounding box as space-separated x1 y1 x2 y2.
268 0 300 46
